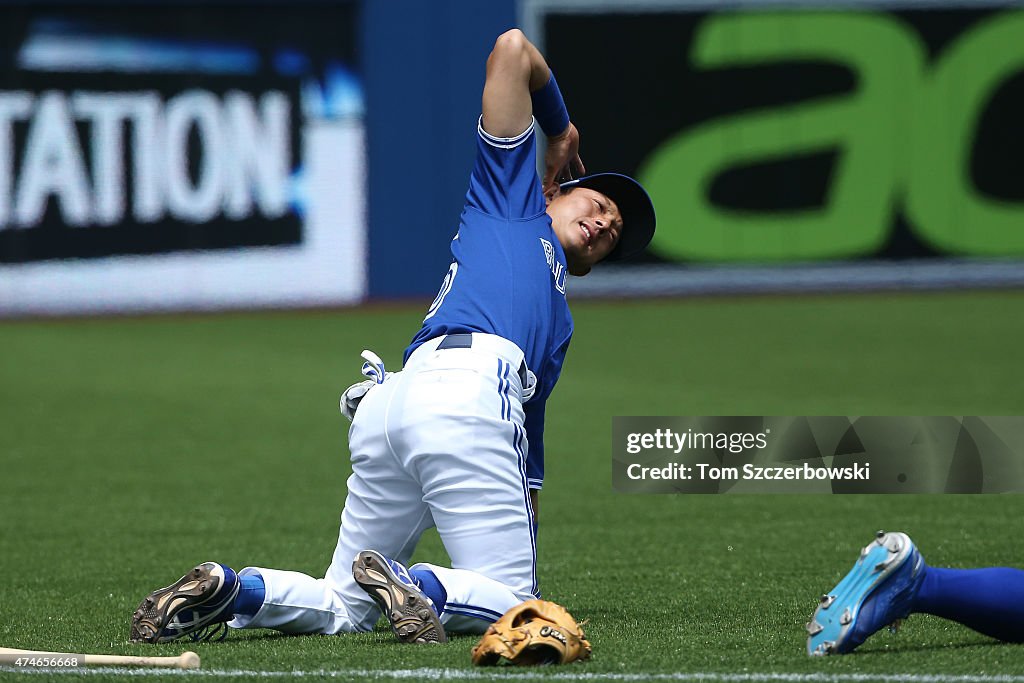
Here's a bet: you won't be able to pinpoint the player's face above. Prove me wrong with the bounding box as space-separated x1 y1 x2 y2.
546 188 623 276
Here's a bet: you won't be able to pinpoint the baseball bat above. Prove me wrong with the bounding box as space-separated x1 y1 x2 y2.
0 647 200 669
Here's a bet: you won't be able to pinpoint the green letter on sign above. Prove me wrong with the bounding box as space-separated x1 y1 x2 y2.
907 13 1024 255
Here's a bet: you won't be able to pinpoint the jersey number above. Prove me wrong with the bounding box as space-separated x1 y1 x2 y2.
424 261 458 321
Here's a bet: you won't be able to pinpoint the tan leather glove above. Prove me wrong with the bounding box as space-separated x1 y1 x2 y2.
471 599 591 666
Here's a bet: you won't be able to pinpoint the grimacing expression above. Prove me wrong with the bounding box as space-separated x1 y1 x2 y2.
545 187 623 276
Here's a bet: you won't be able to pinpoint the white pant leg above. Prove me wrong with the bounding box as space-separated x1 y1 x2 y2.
411 563 529 633
226 566 353 634
395 340 538 634
229 373 435 634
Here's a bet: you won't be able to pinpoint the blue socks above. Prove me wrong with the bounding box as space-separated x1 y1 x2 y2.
231 572 266 617
409 567 447 614
912 566 1024 643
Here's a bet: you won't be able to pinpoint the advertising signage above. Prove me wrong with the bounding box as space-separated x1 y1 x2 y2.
0 3 365 314
542 5 1024 266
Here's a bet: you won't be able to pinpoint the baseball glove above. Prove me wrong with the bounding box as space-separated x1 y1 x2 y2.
471 599 591 666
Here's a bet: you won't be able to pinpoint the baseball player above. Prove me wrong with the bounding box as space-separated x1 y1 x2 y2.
131 28 655 645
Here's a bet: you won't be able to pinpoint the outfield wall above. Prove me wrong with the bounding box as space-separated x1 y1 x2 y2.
0 0 1021 316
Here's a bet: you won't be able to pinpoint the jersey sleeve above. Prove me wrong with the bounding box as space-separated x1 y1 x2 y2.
465 116 547 220
523 399 545 490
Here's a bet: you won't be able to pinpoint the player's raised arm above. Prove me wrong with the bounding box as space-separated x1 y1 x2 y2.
482 29 584 195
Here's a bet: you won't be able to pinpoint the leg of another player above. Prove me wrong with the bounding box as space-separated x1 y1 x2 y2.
912 566 1024 643
808 531 1024 655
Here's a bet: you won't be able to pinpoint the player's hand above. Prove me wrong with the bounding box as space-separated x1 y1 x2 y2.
542 122 585 199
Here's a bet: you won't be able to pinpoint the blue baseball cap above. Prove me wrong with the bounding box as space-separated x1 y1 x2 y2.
559 172 657 262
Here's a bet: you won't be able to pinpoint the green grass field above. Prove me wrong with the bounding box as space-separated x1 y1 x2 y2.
2 291 1023 681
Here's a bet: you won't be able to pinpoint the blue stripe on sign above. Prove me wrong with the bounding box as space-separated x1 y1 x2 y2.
443 602 504 622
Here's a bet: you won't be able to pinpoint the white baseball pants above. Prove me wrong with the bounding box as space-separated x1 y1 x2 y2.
228 333 538 635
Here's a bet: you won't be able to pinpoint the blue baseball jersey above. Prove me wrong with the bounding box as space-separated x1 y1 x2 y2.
404 117 574 489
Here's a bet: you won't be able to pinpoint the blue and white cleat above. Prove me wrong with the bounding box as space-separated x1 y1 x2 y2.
807 530 926 656
130 562 239 643
353 550 447 644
